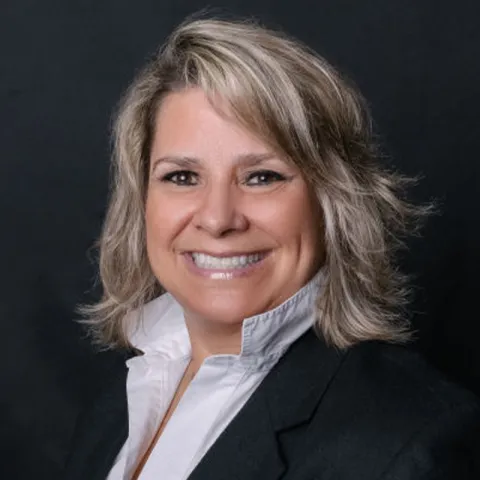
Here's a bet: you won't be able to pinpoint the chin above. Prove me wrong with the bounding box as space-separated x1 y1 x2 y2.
184 295 264 326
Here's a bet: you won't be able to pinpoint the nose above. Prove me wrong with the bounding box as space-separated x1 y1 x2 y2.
193 183 248 237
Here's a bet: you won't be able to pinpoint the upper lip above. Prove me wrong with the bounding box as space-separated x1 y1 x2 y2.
185 250 270 258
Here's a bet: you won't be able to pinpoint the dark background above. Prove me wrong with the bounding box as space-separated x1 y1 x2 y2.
1 1 479 478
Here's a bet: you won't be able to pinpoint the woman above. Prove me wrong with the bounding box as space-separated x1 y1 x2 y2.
65 17 480 480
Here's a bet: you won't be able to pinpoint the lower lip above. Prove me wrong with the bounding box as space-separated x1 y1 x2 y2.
183 252 270 279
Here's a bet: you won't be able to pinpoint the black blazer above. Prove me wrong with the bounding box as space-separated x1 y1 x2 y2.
64 330 480 479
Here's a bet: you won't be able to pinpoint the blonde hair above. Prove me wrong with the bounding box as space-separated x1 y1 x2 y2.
81 17 426 349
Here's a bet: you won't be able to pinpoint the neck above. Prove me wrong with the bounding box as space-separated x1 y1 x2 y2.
184 313 243 367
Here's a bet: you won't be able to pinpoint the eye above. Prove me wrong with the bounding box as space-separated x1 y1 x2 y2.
161 170 199 186
244 170 287 186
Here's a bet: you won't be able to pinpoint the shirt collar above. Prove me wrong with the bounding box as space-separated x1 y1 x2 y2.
127 268 325 363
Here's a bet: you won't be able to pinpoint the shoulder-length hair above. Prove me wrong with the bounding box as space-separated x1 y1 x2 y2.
81 17 426 349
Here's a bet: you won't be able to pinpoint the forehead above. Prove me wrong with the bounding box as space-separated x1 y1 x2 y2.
150 88 274 160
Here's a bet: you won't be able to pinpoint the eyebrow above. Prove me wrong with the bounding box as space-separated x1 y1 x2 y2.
150 152 278 171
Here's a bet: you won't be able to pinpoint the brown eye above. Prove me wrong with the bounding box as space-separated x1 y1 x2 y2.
244 170 286 186
161 170 199 186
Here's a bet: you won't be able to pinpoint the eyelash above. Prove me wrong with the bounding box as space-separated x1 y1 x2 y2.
159 170 288 186
245 170 287 186
161 170 198 186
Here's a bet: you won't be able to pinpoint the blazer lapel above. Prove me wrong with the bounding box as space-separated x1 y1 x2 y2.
189 329 347 480
63 353 131 480
190 384 285 480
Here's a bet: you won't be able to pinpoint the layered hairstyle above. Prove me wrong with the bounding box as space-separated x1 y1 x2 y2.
82 17 426 349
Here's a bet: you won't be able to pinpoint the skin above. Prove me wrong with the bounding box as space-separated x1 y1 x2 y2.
145 88 324 367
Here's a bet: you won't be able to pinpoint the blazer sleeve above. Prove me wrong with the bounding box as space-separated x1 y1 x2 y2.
380 401 480 479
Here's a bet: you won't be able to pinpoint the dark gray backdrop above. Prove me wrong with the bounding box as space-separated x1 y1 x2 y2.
1 1 479 478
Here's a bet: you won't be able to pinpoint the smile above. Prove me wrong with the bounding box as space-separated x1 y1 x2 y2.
190 252 267 270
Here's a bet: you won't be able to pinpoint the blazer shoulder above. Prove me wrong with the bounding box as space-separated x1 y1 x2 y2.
341 340 480 415
324 340 480 452
284 339 480 479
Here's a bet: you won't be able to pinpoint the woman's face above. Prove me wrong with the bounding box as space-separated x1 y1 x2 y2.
145 88 324 328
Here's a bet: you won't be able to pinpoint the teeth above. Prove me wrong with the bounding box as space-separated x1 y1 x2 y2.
191 252 263 269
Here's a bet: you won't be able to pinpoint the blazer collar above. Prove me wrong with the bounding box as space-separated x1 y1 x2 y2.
189 329 347 480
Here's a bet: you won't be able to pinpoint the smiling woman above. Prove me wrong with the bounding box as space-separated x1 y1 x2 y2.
145 89 323 350
67 16 480 480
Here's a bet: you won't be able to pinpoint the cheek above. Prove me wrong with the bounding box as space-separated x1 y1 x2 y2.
251 189 321 246
145 194 164 243
144 192 178 253
144 190 195 251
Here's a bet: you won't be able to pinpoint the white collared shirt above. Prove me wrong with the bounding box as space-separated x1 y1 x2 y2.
107 270 324 480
